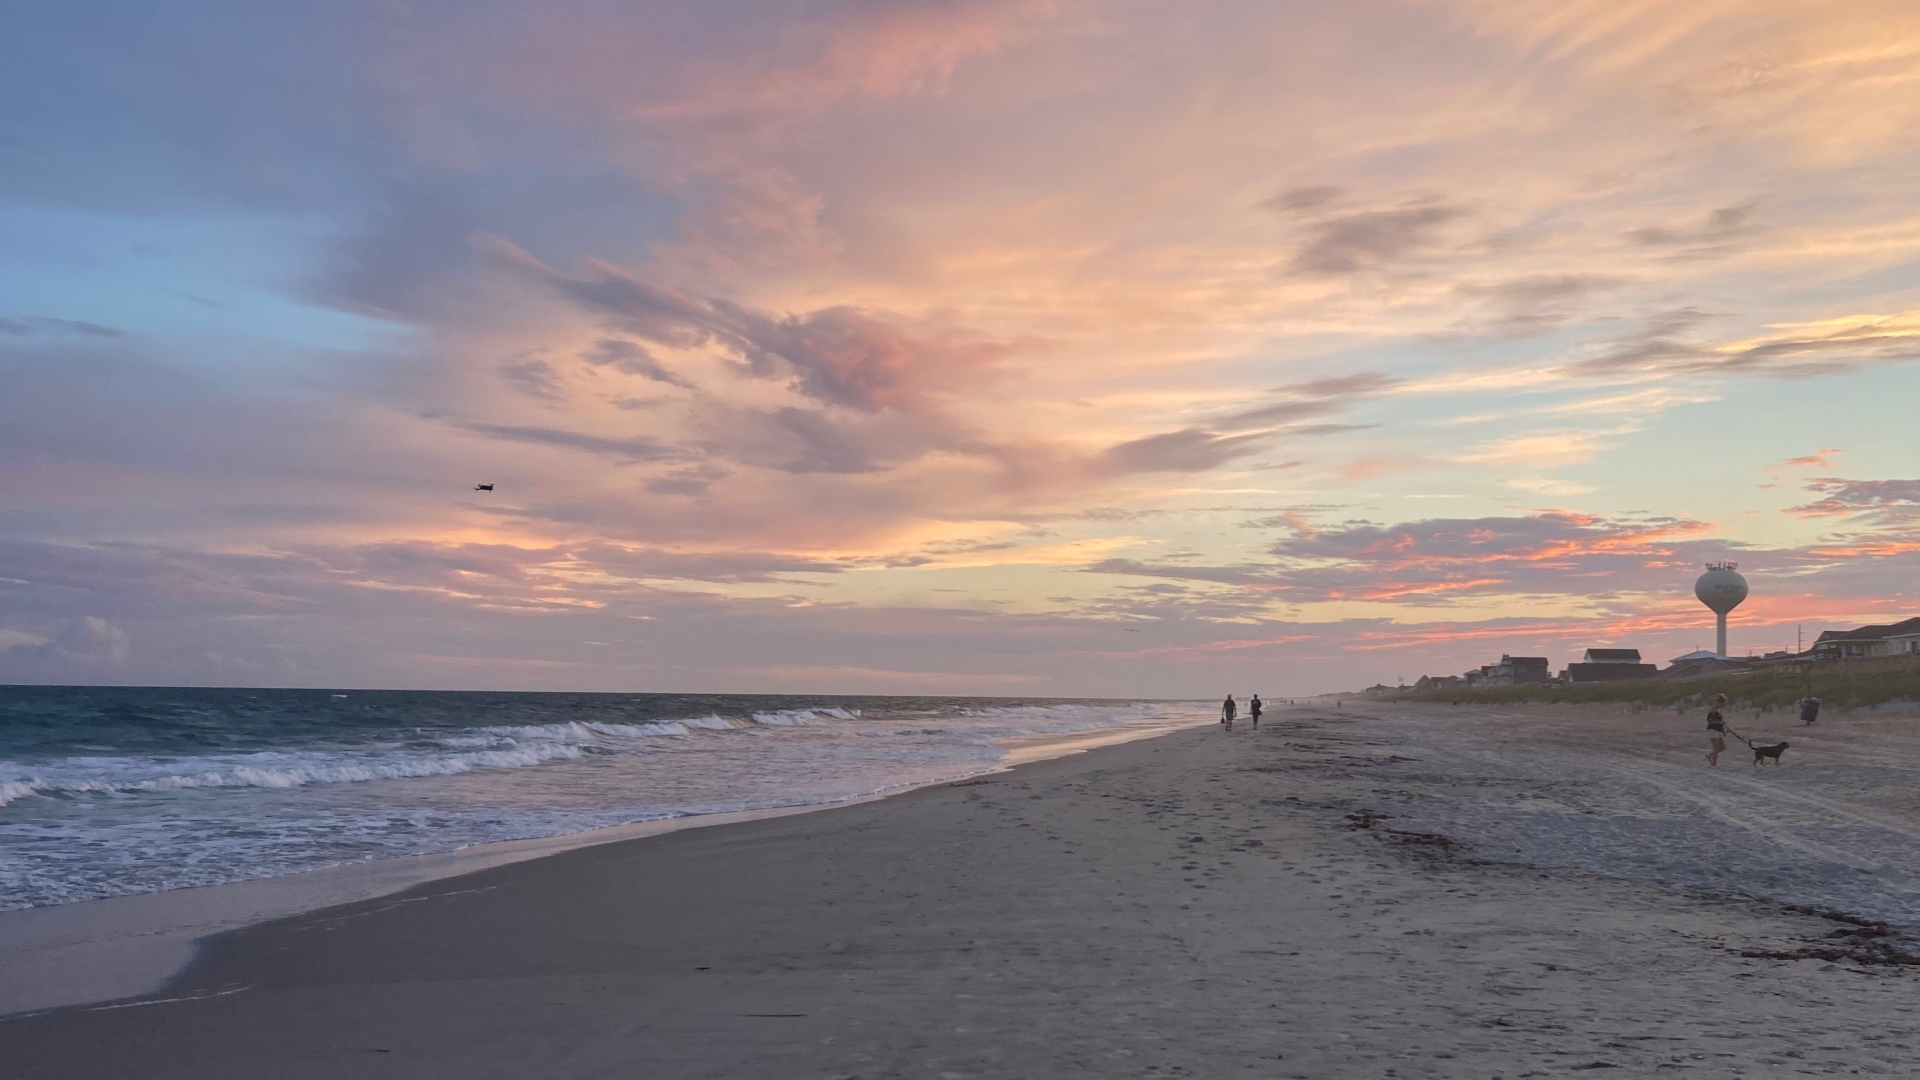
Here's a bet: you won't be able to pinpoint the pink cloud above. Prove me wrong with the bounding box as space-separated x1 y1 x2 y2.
1788 478 1920 521
641 0 1061 123
1774 448 1843 470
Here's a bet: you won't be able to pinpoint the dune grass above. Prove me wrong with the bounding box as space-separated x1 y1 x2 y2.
1393 655 1920 713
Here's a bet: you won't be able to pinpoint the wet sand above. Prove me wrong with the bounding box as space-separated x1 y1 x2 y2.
5 706 1917 1077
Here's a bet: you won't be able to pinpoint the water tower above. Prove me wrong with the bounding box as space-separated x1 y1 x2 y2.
1695 562 1748 657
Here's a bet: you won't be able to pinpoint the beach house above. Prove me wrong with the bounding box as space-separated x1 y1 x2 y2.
1564 648 1658 682
1810 616 1920 660
1467 654 1551 686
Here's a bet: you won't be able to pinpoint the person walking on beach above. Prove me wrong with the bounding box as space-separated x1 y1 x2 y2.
1221 694 1237 731
1249 694 1262 728
1705 694 1728 767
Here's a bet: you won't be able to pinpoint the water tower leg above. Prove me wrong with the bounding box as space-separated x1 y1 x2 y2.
1717 613 1727 657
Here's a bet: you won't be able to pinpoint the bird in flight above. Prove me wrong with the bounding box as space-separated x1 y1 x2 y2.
474 484 494 492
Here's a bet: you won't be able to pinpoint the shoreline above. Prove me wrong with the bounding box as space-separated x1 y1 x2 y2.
0 706 1209 1018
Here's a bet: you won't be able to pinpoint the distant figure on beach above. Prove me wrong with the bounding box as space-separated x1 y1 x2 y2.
1221 694 1236 731
1249 694 1262 728
1705 694 1728 766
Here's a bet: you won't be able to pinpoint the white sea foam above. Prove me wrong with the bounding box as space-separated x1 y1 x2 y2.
0 778 44 807
2 713 754 809
477 721 602 742
749 710 817 725
0 741 590 805
586 721 688 737
476 717 714 742
748 707 863 725
950 701 1165 737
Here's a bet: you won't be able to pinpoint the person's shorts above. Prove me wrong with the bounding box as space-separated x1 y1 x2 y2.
1707 732 1726 746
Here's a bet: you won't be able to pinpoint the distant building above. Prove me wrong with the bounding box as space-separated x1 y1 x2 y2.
1415 674 1466 691
1581 648 1643 664
1566 662 1657 682
1469 654 1550 686
1664 650 1754 678
1503 655 1552 684
1564 647 1658 683
1811 617 1920 660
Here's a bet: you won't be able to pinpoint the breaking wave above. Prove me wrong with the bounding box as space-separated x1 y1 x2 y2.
0 701 1169 809
0 692 1209 909
0 740 591 807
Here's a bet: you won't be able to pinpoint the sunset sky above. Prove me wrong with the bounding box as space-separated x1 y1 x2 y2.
4 0 1919 695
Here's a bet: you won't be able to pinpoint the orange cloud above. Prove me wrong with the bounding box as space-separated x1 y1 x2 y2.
1775 448 1843 470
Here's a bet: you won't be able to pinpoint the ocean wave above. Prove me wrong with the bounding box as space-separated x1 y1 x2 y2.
0 778 42 807
947 701 1167 737
0 764 1009 911
472 716 731 743
750 707 860 725
0 706 873 807
0 699 1177 814
0 694 1212 910
0 740 591 806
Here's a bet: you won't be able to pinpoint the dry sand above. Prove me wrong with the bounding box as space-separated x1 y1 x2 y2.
4 703 1918 1077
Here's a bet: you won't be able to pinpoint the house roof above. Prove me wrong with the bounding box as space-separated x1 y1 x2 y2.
1813 616 1920 644
1669 649 1720 663
1583 648 1642 661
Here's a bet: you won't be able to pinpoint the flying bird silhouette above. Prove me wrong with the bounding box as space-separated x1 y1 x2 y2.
474 484 494 492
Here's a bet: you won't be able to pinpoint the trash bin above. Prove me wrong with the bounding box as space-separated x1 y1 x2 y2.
1797 697 1821 725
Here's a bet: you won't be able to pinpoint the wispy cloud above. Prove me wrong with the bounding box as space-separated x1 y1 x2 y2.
1571 309 1920 380
1772 448 1844 471
1276 198 1467 276
492 240 1013 414
1789 478 1920 523
0 316 126 338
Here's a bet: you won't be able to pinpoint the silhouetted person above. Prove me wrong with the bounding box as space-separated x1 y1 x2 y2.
1221 694 1236 732
1705 693 1728 766
1249 694 1262 728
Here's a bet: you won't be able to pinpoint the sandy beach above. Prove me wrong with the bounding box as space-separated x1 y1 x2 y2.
6 702 1920 1077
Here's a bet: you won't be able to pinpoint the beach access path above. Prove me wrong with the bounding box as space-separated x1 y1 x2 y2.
5 704 1918 1077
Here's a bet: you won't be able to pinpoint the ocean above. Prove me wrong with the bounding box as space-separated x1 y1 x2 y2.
0 687 1202 910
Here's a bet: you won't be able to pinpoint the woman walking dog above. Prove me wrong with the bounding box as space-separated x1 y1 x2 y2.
1705 694 1728 767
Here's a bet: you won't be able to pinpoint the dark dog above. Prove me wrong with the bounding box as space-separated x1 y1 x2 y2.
1751 741 1789 766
